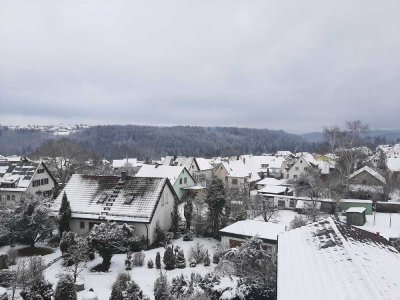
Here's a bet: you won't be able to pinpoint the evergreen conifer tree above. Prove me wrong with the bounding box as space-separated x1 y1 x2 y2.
163 247 176 270
58 192 72 238
54 274 77 300
155 252 161 269
176 249 186 268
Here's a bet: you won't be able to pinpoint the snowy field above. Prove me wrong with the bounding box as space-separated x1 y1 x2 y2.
44 237 219 300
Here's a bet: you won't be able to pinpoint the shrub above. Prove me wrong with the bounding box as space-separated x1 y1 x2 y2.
155 252 161 269
189 258 196 268
182 233 193 242
125 253 132 271
110 273 145 300
47 234 61 248
176 250 186 269
290 215 308 229
0 269 15 287
154 272 171 300
203 251 210 267
189 241 207 264
0 253 8 270
7 249 16 266
147 259 154 269
212 244 226 264
54 274 77 300
163 247 176 270
132 251 146 267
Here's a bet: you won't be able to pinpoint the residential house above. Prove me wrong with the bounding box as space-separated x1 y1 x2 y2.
283 153 319 180
51 174 178 245
0 160 56 207
214 160 260 196
241 155 287 179
348 166 386 195
162 156 199 176
220 220 286 248
135 164 195 200
192 158 214 187
278 217 400 300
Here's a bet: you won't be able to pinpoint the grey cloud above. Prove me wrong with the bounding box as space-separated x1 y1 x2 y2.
0 0 399 132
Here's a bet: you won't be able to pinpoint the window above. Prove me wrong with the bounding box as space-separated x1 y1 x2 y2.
11 195 15 201
295 167 299 171
80 222 85 229
37 169 44 174
6 195 10 201
231 178 238 185
184 177 187 184
300 160 303 163
261 164 268 168
304 167 308 171
179 178 183 184
40 178 49 185
362 179 367 184
289 199 296 208
293 175 298 179
278 200 285 207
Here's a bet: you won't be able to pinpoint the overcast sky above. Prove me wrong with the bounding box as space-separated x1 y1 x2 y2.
0 0 399 133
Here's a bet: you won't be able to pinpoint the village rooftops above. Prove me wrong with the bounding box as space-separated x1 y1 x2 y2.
278 217 400 300
52 174 175 223
220 220 286 243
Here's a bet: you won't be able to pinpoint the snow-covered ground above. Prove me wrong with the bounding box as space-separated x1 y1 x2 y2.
358 212 400 239
44 237 219 300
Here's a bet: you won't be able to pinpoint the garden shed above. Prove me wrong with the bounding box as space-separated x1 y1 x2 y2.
346 207 366 226
339 199 373 215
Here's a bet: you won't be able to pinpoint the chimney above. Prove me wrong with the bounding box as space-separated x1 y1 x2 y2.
121 171 128 181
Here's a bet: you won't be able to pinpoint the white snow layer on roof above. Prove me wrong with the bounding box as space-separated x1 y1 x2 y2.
135 164 184 184
346 207 366 213
52 174 167 223
223 160 260 182
349 166 386 184
278 217 400 300
195 158 213 171
112 158 140 168
220 220 286 241
258 185 289 194
387 157 400 172
256 178 283 186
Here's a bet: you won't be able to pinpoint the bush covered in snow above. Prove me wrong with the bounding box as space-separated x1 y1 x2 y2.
163 246 176 270
147 259 154 269
154 272 171 300
175 250 186 269
189 241 207 264
289 215 308 229
54 274 77 300
110 273 147 300
0 253 8 270
132 251 146 267
155 252 161 269
0 269 15 288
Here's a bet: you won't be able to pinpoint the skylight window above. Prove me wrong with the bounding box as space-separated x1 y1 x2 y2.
124 193 135 204
97 193 108 204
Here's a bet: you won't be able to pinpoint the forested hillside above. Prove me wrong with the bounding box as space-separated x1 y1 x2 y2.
0 125 317 159
72 125 316 159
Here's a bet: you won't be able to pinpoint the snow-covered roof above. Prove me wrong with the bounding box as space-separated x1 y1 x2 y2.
256 178 284 186
387 157 400 172
162 156 196 170
195 158 214 171
241 155 286 171
81 290 99 300
135 164 186 185
112 158 141 169
278 217 400 300
275 151 293 157
220 220 286 242
52 174 174 223
346 207 366 213
0 160 42 191
340 199 373 204
222 160 261 182
258 185 290 195
349 166 386 184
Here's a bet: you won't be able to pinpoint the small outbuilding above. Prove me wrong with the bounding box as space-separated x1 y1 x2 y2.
339 199 373 215
219 220 286 248
346 207 366 226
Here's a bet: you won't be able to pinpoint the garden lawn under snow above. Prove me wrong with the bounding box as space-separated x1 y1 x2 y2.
357 212 400 239
45 237 219 300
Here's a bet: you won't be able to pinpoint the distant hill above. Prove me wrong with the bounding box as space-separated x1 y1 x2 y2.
0 125 318 159
301 129 400 144
71 125 317 160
